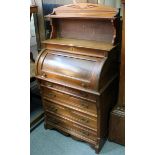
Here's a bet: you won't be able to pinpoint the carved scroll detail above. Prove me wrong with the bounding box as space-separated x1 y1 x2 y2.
67 3 97 9
51 3 118 18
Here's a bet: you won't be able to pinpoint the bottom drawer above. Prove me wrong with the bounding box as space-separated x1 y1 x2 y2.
45 112 97 144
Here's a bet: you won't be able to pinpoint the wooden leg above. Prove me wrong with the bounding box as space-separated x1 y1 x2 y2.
95 148 100 154
94 144 101 154
44 122 54 130
94 138 107 154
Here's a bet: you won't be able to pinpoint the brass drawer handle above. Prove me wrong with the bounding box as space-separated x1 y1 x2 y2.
80 130 89 136
51 119 60 124
49 106 58 112
80 102 89 109
52 108 58 112
47 83 53 87
54 121 59 125
81 83 87 88
41 73 47 78
70 47 75 51
81 118 89 123
47 93 56 98
80 93 88 97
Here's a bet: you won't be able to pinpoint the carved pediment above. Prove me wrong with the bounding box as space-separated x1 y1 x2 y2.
50 3 119 18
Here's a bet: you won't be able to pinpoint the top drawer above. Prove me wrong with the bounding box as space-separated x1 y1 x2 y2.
40 80 97 102
35 49 106 91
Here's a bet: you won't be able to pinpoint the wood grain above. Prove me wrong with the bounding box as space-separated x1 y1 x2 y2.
35 3 120 153
42 38 115 51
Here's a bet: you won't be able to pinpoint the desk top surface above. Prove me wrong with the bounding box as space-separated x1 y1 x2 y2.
42 38 116 51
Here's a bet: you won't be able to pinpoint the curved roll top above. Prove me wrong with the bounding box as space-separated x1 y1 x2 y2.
35 49 107 92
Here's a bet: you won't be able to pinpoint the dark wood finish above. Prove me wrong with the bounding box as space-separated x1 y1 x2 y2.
35 3 120 153
118 1 125 107
108 0 125 145
109 106 125 145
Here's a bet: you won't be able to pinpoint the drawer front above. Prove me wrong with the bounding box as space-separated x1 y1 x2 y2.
44 100 97 130
41 86 97 117
40 80 97 102
45 112 97 143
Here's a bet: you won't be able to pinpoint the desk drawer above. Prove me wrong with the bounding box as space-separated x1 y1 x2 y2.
44 100 97 130
41 86 97 117
45 112 97 143
40 80 97 102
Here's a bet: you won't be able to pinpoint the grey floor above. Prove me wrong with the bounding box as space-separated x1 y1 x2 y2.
31 122 125 155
